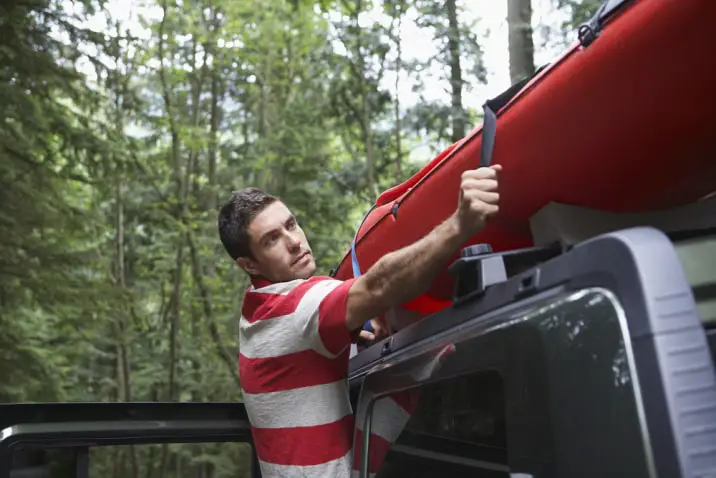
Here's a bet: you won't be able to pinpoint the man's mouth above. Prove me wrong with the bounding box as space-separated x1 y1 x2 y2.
292 251 310 265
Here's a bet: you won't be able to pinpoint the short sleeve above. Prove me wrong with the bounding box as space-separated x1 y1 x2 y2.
315 277 358 356
292 276 358 358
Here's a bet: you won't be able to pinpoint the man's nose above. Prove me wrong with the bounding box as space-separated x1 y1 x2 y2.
286 231 301 250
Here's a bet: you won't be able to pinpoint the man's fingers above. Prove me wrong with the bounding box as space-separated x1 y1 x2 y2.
461 165 502 184
478 190 500 204
359 330 375 342
461 178 498 192
462 167 498 181
462 189 499 205
359 318 390 345
482 203 500 217
371 319 388 339
491 164 503 183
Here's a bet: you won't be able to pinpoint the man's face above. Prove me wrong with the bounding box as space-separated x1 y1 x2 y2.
237 201 316 282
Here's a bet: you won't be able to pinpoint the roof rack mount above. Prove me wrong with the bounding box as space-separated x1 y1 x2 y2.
449 242 564 306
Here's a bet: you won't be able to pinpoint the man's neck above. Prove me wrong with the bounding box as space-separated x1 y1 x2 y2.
250 274 316 289
250 276 274 289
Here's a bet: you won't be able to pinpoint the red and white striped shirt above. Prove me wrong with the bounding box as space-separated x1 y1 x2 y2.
239 275 360 477
239 275 435 477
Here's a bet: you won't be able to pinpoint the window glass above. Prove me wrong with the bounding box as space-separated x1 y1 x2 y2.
401 370 506 449
370 371 508 478
363 288 652 478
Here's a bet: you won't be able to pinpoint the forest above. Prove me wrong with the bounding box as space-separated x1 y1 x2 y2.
1 0 600 476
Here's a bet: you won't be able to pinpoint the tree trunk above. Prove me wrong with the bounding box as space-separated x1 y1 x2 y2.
258 46 272 141
158 4 184 476
393 6 403 184
109 27 140 474
446 0 465 142
352 0 376 195
507 0 535 84
114 177 129 402
181 27 210 407
114 175 140 478
207 73 221 208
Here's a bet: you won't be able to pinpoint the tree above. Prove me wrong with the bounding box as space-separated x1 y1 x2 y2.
409 0 487 144
0 0 588 475
507 0 535 84
0 0 115 402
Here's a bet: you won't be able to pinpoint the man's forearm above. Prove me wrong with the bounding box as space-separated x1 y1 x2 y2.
363 212 471 309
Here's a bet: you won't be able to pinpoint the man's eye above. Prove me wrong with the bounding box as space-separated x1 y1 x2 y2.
287 220 297 230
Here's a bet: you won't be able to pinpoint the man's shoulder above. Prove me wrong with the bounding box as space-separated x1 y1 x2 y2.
242 276 350 320
280 276 350 305
249 275 344 295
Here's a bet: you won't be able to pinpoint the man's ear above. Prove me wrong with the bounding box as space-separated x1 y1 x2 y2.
236 256 260 276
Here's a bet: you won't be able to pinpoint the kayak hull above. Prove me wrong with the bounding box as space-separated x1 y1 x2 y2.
334 0 716 312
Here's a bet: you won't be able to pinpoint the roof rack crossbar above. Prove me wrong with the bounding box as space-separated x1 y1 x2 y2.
449 242 564 306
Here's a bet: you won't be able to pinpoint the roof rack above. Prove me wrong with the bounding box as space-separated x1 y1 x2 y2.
449 242 564 306
449 195 716 307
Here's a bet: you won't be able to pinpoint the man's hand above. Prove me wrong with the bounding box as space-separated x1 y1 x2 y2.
358 318 388 343
456 164 502 237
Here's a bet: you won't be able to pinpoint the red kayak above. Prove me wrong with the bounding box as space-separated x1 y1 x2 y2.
332 0 716 316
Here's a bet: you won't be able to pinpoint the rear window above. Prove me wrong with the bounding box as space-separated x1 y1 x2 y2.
361 288 654 478
372 371 508 478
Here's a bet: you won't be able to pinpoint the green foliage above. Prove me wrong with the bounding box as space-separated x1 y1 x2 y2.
0 0 115 402
538 0 603 48
0 0 575 475
559 0 603 27
413 0 487 83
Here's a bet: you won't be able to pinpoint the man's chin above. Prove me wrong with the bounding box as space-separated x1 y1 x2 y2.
294 259 316 279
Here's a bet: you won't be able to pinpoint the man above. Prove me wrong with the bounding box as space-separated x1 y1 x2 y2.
217 165 501 477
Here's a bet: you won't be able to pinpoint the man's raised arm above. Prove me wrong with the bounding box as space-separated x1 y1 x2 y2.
345 165 502 331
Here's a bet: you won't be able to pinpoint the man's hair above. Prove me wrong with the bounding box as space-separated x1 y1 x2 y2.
218 187 279 260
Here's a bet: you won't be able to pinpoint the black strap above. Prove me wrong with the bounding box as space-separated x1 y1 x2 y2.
479 63 550 168
578 0 632 47
480 102 498 168
578 1 608 47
